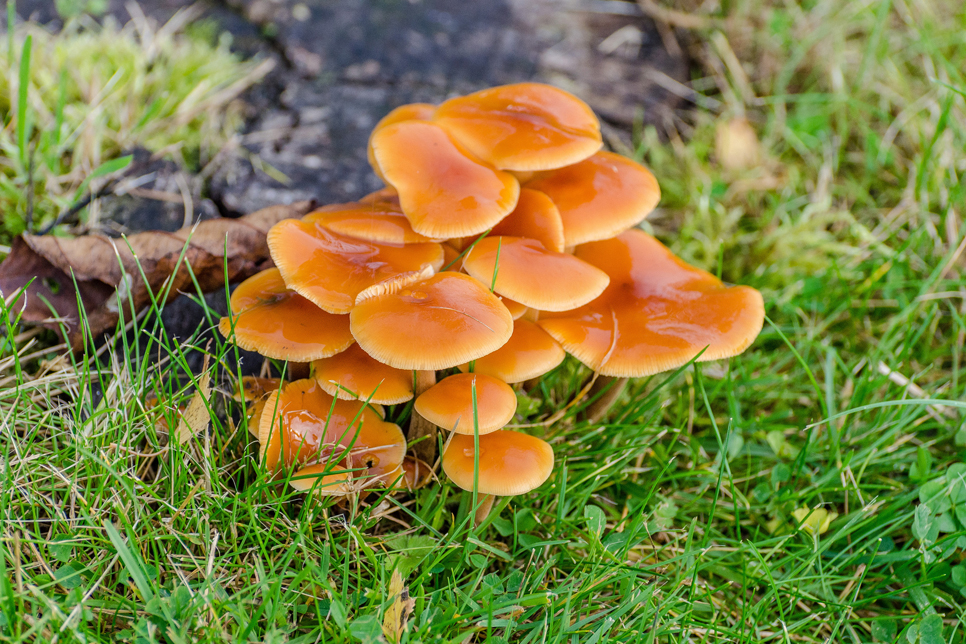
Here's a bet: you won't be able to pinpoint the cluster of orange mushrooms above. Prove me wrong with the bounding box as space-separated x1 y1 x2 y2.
219 83 764 516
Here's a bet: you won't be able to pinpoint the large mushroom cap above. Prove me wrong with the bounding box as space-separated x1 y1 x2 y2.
459 319 565 383
414 373 517 435
289 462 353 496
490 188 565 252
370 120 520 239
538 229 765 377
350 272 514 370
434 82 602 171
442 430 554 496
259 380 406 488
268 218 443 314
462 236 609 311
312 343 415 405
525 151 660 247
218 268 354 362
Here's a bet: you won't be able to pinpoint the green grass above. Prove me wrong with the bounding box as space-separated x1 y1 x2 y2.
0 10 270 239
1 0 966 642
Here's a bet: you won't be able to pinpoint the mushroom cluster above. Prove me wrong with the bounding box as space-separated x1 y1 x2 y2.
219 83 764 509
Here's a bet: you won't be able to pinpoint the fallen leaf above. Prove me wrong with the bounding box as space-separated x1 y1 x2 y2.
175 353 212 445
0 201 315 349
382 569 415 644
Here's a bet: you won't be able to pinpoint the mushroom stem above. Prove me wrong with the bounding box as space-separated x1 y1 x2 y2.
473 494 496 527
408 370 438 462
585 376 628 423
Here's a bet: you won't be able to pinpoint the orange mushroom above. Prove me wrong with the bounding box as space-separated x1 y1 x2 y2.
312 343 414 405
525 151 660 247
304 200 439 244
414 373 517 435
369 120 520 238
434 82 602 171
459 319 565 383
218 268 354 362
490 188 566 253
267 218 443 314
462 236 609 311
538 229 765 377
259 379 406 492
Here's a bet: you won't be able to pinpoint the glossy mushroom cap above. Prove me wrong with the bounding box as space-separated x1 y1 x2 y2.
350 272 514 370
490 188 565 252
259 380 406 490
312 343 414 405
442 430 554 496
525 151 660 247
434 82 602 171
367 103 437 179
370 120 520 239
459 319 565 383
218 268 354 362
268 218 444 314
538 229 765 377
414 373 517 435
462 236 609 311
289 462 353 496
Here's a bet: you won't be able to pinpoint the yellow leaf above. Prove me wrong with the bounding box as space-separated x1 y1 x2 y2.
175 353 212 445
382 569 415 643
791 506 838 535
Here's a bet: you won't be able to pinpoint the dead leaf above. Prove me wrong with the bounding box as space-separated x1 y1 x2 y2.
382 569 415 643
175 353 212 445
0 201 315 349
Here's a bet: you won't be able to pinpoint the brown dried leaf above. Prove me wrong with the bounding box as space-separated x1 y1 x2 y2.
175 353 212 445
0 201 314 349
382 570 415 643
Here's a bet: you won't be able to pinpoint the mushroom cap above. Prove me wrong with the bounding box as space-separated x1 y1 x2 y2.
490 188 565 252
442 430 554 496
414 373 517 435
289 462 353 496
367 103 437 180
500 296 528 320
259 380 406 488
268 218 444 314
462 236 610 311
312 343 415 405
459 319 565 383
434 82 602 171
304 200 438 244
218 268 354 362
370 120 520 239
525 151 660 247
538 229 765 377
350 272 514 370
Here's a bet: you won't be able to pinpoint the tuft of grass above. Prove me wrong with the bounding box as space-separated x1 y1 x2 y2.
0 10 271 238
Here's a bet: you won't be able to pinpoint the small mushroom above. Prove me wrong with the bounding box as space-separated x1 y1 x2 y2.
218 268 354 362
414 373 517 435
442 429 554 524
303 200 439 244
490 188 566 252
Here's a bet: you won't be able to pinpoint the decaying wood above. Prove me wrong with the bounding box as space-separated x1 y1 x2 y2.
0 201 315 349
